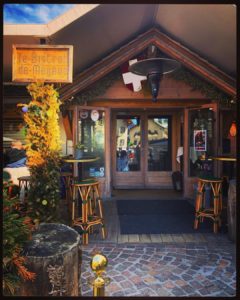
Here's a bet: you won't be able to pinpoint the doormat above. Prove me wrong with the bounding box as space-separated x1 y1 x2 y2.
117 200 227 234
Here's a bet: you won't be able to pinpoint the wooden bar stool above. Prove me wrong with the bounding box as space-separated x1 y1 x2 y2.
194 176 223 233
71 179 106 245
18 176 31 203
60 172 73 211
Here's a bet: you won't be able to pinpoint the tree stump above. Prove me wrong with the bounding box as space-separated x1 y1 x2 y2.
20 223 81 296
227 179 236 242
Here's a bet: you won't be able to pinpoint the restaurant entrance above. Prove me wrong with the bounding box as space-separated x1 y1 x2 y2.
112 110 179 189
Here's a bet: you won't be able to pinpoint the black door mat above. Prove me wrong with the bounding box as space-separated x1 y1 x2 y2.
117 200 227 234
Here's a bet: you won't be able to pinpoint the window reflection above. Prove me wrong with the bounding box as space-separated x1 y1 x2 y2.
78 110 105 178
189 108 214 177
148 117 171 171
116 116 141 172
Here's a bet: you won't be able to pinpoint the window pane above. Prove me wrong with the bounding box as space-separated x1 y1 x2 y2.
148 117 171 171
78 110 105 178
188 108 214 177
116 115 141 172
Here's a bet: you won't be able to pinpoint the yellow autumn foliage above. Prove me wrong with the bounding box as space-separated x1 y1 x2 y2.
18 82 62 167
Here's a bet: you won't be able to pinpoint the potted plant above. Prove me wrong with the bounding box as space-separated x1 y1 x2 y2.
75 142 85 159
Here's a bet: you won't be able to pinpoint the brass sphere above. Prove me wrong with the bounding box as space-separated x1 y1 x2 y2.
90 253 108 274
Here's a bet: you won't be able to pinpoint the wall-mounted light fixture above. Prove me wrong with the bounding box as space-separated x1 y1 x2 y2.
229 121 236 137
129 58 180 102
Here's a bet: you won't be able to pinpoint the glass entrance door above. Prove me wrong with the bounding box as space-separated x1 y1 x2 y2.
144 115 173 188
113 114 144 188
116 115 141 172
147 116 172 172
113 112 174 189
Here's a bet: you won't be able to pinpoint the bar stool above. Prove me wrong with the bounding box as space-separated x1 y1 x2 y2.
60 172 73 211
194 176 223 233
71 179 106 245
18 176 31 203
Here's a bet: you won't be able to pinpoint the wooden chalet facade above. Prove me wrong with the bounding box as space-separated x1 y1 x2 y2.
56 28 236 198
3 10 236 200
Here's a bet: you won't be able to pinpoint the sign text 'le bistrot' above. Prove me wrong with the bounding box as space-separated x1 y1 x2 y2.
12 45 73 83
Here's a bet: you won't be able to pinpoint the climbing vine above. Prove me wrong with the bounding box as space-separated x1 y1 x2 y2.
18 82 62 223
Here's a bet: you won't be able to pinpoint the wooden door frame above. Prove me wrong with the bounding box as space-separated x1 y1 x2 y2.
144 113 176 188
111 110 145 188
111 109 180 189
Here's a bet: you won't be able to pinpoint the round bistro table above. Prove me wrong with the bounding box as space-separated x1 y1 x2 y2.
62 156 100 181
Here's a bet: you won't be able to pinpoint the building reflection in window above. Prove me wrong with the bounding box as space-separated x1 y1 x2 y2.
116 115 141 172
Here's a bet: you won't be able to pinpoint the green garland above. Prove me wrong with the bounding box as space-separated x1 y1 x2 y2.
60 69 122 111
170 67 234 105
61 66 234 108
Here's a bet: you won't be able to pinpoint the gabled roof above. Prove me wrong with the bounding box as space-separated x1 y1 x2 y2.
59 28 236 102
4 4 236 85
4 4 99 36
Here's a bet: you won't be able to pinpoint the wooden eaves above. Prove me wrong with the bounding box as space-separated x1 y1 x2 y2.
59 28 236 102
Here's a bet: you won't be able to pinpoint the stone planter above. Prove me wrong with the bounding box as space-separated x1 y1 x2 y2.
20 223 81 296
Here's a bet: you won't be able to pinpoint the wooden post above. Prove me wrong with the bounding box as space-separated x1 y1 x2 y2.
20 223 81 296
227 179 236 242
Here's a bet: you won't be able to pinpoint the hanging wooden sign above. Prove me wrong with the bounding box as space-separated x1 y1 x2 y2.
12 44 73 83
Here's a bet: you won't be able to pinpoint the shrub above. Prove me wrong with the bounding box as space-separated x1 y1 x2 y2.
18 82 62 223
3 181 35 295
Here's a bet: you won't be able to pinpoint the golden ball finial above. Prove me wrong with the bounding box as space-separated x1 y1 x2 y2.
90 253 108 275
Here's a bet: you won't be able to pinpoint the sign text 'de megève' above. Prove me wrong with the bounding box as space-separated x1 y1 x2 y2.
12 45 73 83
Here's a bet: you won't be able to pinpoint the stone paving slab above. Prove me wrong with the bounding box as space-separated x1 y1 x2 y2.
80 235 236 297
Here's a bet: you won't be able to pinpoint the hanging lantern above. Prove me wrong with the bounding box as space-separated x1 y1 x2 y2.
229 121 236 137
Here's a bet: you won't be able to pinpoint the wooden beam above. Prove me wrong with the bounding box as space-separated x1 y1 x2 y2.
85 98 210 108
59 28 236 102
153 32 235 95
153 30 235 86
59 30 154 101
62 114 73 140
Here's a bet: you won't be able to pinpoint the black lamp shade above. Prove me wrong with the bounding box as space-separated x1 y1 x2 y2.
129 58 180 76
129 58 180 102
148 73 163 102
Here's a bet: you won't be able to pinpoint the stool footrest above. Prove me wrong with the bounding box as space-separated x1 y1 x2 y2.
73 179 98 185
198 176 222 182
73 218 104 228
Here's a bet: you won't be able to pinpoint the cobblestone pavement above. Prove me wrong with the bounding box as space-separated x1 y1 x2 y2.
80 235 236 297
